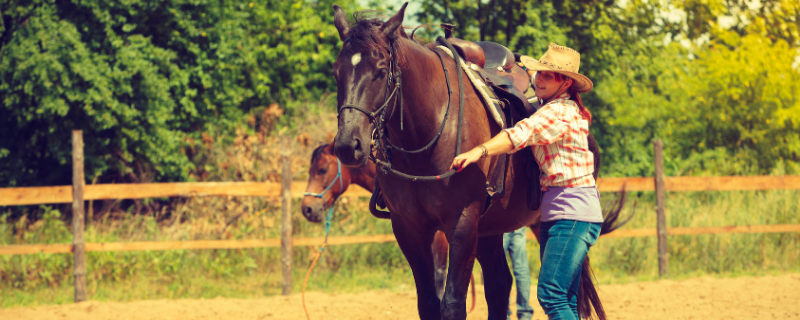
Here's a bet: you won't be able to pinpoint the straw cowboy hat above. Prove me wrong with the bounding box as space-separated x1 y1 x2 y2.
520 43 593 93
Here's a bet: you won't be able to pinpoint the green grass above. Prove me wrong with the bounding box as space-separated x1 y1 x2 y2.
2 190 799 308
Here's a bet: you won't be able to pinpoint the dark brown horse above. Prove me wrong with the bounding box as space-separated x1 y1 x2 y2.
301 143 460 303
330 4 625 320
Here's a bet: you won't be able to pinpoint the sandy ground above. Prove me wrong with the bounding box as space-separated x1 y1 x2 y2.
3 273 799 320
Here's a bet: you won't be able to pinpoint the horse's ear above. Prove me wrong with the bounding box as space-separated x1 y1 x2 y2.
323 143 334 154
333 5 350 41
381 2 408 38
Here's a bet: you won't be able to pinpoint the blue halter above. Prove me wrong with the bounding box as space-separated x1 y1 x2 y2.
303 159 343 249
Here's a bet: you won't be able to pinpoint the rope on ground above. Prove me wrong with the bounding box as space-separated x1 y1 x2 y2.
469 273 476 313
301 162 342 320
302 243 327 320
301 196 336 320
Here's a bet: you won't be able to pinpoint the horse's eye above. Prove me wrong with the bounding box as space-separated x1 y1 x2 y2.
318 168 328 175
379 68 388 77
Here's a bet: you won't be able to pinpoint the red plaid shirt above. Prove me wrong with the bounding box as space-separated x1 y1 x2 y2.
503 93 595 188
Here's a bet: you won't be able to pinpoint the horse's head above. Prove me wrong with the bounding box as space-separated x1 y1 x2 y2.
331 3 408 167
301 143 349 223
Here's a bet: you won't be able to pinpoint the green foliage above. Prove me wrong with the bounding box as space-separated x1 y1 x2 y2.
667 33 800 173
2 0 799 186
0 0 355 187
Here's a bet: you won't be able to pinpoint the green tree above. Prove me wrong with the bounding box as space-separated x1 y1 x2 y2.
664 32 800 174
0 0 355 187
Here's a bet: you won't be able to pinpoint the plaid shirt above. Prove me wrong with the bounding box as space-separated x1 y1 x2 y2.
503 93 595 188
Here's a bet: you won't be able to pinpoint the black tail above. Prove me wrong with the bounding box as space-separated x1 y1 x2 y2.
577 256 605 320
600 186 635 235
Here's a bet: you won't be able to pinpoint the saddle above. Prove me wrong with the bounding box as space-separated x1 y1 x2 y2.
435 24 535 117
429 24 543 210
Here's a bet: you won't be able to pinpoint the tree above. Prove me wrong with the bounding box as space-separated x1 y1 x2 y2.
0 0 355 187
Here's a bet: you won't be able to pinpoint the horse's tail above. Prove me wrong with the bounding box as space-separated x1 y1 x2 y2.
577 256 606 320
599 186 634 236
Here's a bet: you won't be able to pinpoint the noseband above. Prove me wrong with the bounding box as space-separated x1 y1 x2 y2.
303 158 343 200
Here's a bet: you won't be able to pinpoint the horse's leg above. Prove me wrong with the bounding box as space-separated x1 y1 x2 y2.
476 233 514 320
440 204 481 320
392 217 441 320
432 230 449 301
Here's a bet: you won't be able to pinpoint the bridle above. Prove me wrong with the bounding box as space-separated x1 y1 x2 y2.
336 36 467 182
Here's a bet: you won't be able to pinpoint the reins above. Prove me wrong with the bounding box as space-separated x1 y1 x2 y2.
301 159 343 320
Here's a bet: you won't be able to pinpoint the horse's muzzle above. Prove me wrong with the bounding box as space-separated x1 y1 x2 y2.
334 135 367 167
300 201 324 223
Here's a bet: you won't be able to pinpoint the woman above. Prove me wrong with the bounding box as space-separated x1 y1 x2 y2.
451 43 601 320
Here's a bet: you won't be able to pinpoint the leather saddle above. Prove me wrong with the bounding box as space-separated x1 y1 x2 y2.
435 23 535 118
429 24 543 210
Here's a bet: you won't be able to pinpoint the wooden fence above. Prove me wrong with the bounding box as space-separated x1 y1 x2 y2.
2 133 800 301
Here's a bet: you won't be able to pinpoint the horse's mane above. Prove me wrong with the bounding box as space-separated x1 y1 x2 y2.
310 144 330 165
344 11 427 67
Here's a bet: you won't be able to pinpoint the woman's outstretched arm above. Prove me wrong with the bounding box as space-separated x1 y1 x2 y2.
450 132 515 172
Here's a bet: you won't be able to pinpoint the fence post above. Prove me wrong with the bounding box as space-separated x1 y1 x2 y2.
280 136 293 295
653 139 668 278
72 131 87 302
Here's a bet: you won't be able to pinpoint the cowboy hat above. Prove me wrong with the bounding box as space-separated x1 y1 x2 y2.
520 43 593 93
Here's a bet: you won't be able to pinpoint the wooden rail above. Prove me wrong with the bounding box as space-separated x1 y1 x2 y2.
3 176 800 207
3 224 799 256
0 182 372 206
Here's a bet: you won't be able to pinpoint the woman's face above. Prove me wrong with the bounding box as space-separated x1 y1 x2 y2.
534 71 572 100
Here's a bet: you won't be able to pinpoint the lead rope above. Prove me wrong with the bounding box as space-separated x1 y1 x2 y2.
301 159 343 320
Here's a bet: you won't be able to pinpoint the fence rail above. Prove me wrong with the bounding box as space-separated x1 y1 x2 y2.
4 176 800 207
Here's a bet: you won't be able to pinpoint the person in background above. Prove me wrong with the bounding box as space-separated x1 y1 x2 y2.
503 226 534 320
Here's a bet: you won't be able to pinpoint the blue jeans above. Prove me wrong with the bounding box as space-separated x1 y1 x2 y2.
537 220 601 320
503 227 534 320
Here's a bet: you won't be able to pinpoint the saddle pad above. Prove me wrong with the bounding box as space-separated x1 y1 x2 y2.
437 46 505 128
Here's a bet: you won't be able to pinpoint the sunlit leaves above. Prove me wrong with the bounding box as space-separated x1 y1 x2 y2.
0 0 355 186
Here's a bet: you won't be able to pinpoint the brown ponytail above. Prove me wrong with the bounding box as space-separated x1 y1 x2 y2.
552 73 592 125
568 85 592 126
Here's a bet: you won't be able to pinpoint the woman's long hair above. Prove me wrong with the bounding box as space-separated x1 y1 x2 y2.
568 85 592 126
552 73 592 125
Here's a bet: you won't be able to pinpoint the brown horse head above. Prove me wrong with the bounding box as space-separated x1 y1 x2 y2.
331 3 409 167
301 144 350 222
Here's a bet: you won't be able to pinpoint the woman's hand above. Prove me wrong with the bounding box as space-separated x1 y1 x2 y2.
450 147 484 172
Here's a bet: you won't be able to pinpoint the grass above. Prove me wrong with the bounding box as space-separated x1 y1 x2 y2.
2 189 799 308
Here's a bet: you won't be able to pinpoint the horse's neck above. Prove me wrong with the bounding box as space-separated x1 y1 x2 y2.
384 39 452 149
348 162 377 191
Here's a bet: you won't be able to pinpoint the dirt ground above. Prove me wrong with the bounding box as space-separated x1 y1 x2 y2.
3 273 799 320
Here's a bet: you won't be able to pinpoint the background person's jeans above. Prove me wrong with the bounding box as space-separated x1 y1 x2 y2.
502 226 534 320
537 220 601 320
